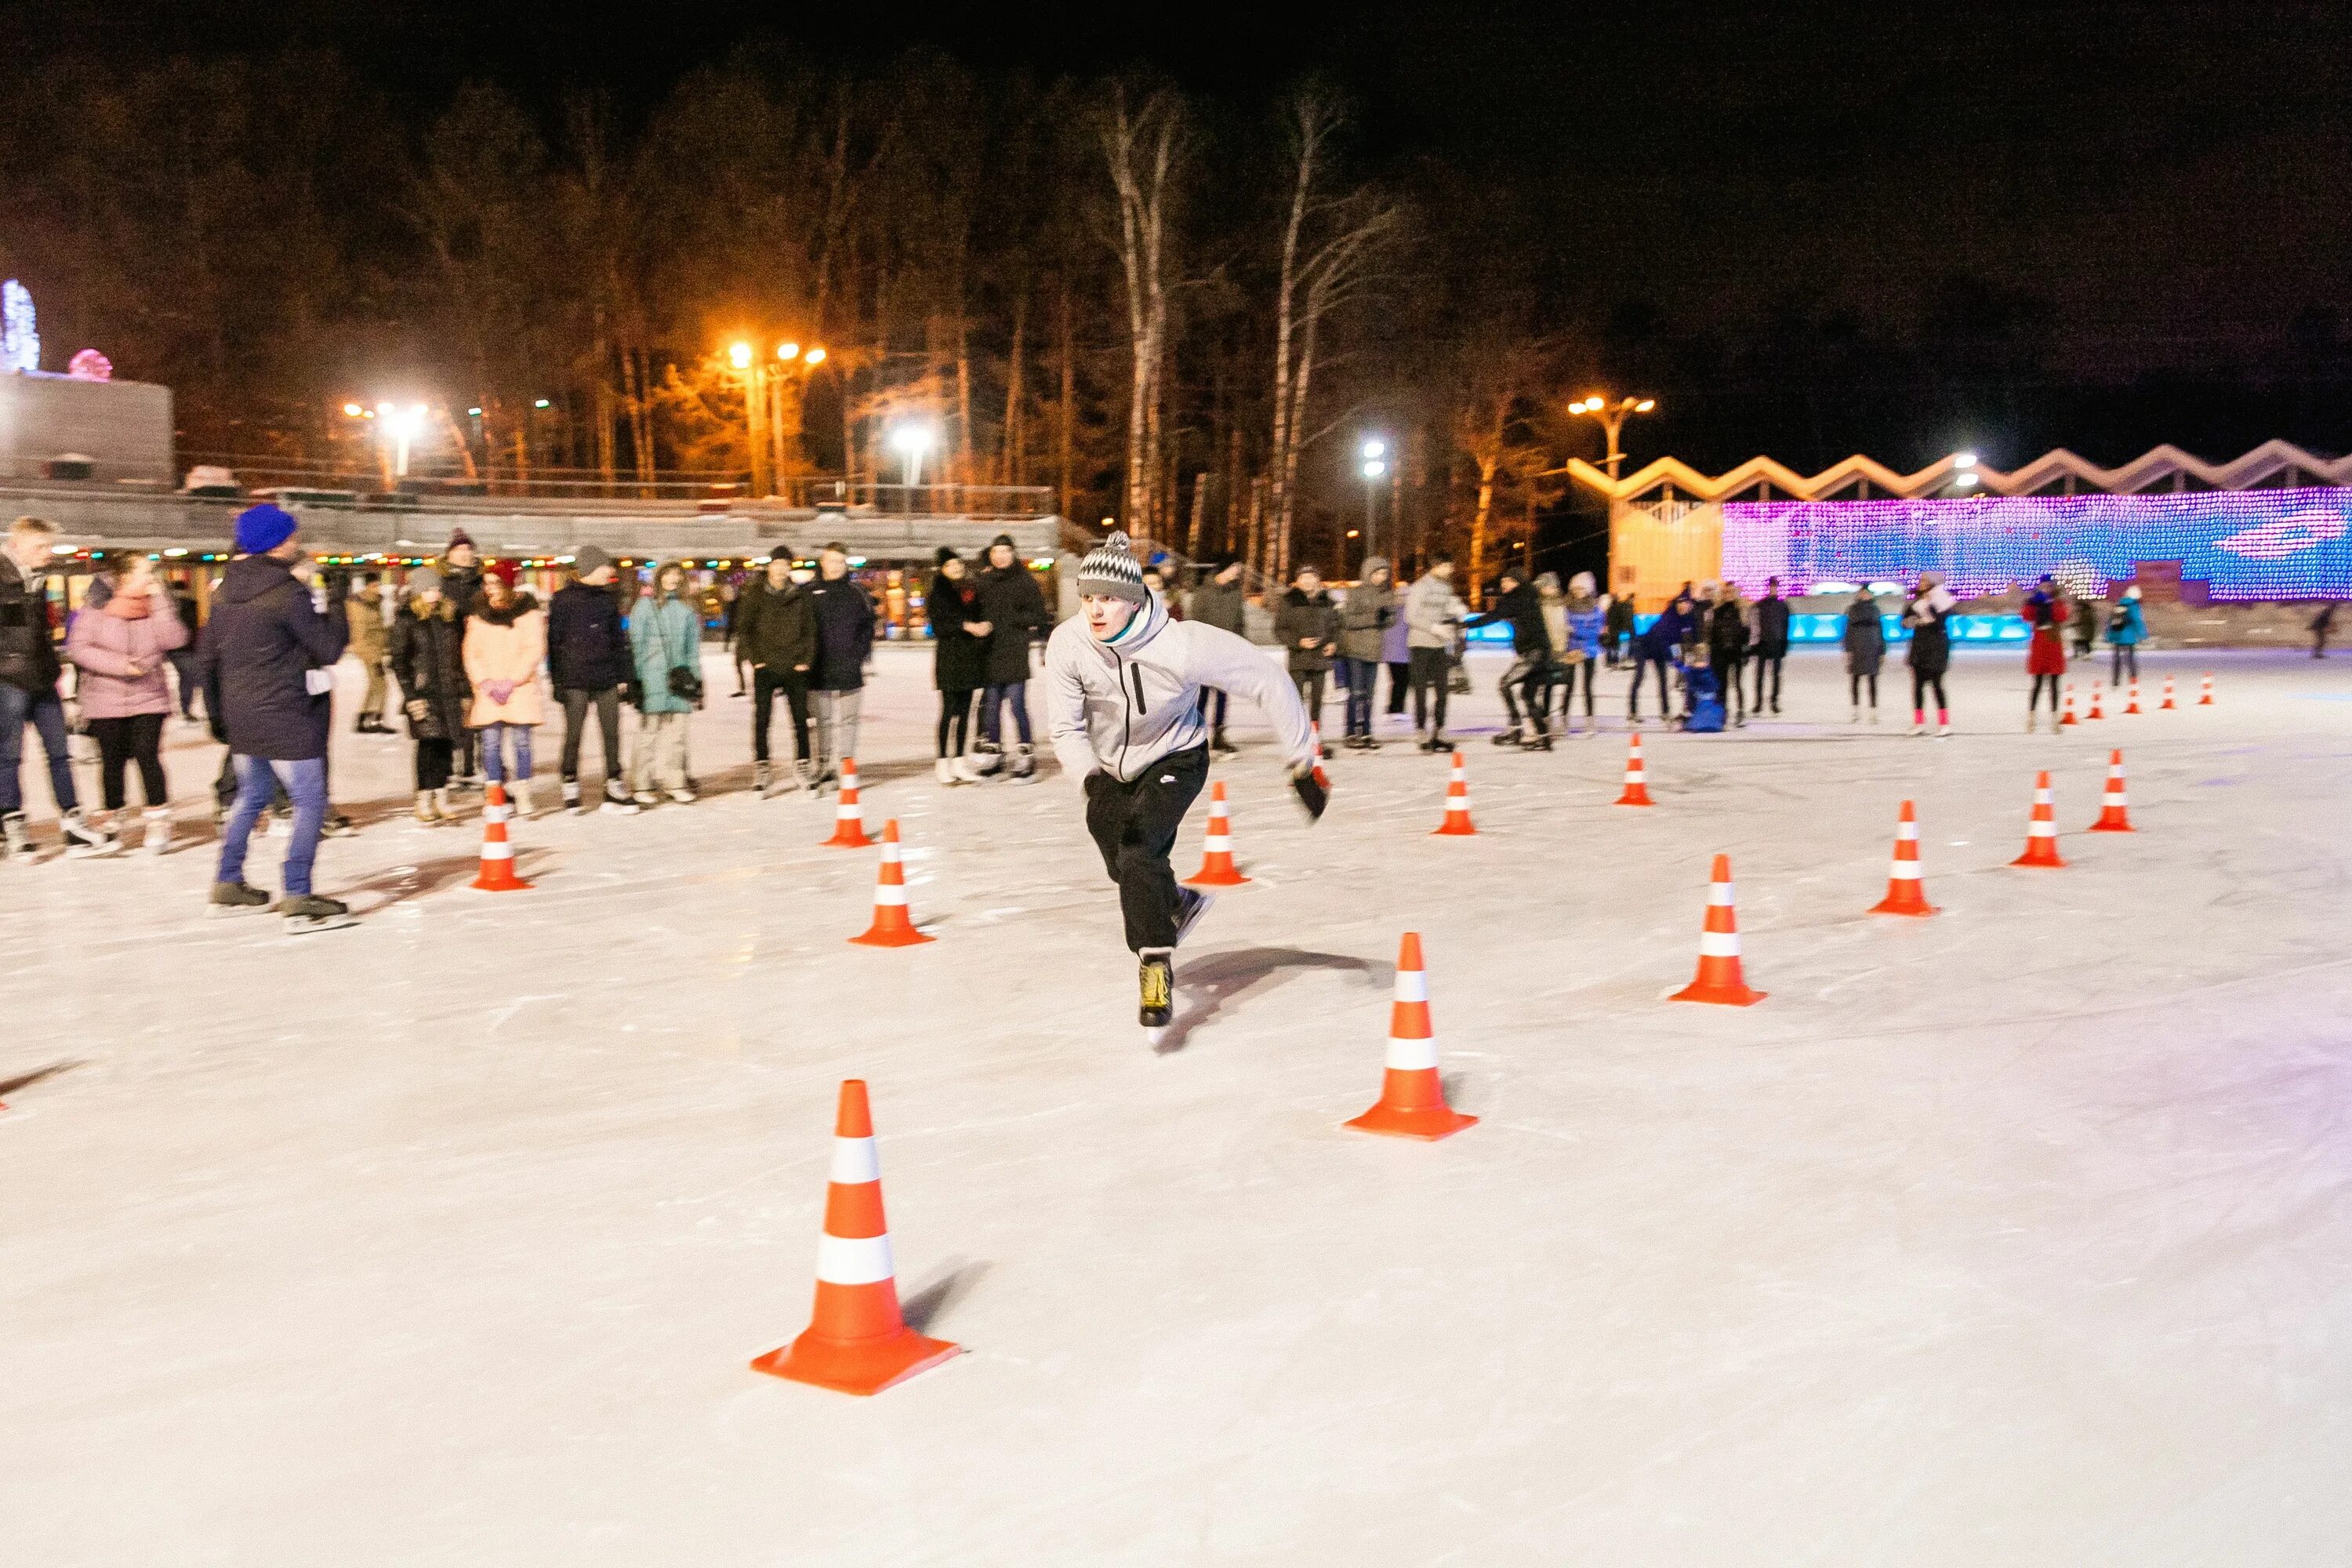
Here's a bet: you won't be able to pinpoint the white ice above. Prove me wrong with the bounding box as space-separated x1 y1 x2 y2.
5 644 2351 1565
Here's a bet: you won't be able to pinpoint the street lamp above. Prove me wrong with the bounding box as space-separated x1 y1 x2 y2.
888 423 937 509
1359 437 1389 562
1567 393 1658 481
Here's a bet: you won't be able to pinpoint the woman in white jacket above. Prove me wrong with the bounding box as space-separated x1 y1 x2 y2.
1046 533 1326 1030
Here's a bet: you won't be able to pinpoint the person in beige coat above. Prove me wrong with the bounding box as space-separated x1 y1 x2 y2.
345 572 391 732
462 572 547 815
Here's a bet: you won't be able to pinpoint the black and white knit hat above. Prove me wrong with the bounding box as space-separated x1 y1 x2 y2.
1076 531 1150 604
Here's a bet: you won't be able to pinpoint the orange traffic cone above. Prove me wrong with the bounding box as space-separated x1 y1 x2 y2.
822 757 875 848
2089 750 2135 832
1432 751 1477 837
1613 732 1655 806
2125 678 2143 715
1185 781 1250 887
2060 682 2078 726
469 782 533 891
2198 672 2214 706
752 1080 961 1396
1345 933 1477 1140
2086 684 2106 720
849 821 935 946
1868 799 1939 916
2160 674 2177 710
2010 770 2067 866
1670 855 1766 1005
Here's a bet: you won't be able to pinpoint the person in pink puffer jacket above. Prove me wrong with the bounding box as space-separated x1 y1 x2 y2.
462 571 547 815
66 550 191 851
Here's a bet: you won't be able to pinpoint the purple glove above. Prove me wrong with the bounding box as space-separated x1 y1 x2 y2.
484 679 516 706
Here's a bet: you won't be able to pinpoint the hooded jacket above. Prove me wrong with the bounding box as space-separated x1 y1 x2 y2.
1046 594 1315 784
547 580 631 691
1273 586 1342 674
1708 597 1752 662
736 575 818 674
67 582 190 719
628 590 704 714
2107 597 2147 645
1638 599 1694 660
194 554 349 760
1903 586 1957 673
1563 593 1604 659
463 591 547 727
1186 575 1248 637
1404 573 1468 651
927 570 988 692
0 553 60 694
1338 564 1396 663
389 597 470 742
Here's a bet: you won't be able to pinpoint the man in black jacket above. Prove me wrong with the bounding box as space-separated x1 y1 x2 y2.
736 554 818 792
1463 570 1553 748
2 515 114 857
975 534 1048 779
1751 576 1791 714
441 529 485 787
196 504 352 927
804 543 875 789
546 546 637 814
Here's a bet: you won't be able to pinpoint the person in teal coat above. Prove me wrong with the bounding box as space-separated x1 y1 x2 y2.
2105 584 2147 686
626 561 702 804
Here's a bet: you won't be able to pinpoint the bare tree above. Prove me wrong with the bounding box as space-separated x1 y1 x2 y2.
1102 87 1185 540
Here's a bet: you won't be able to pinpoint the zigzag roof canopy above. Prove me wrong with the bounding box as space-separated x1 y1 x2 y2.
1567 441 2352 505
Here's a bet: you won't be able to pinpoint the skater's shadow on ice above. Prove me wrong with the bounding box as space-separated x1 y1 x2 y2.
0 1058 83 1100
1155 946 1382 1055
336 851 558 911
900 1257 990 1334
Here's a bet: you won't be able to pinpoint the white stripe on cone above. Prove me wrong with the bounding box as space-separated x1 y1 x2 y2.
1385 1033 1439 1071
480 840 514 860
1888 860 1922 880
815 1232 895 1287
1707 880 1736 906
829 1136 880 1185
1698 931 1742 957
1393 968 1429 1004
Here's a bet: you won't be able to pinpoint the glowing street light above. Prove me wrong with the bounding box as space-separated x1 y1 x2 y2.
778 342 800 361
1567 392 1660 481
728 341 753 370
1357 434 1392 564
804 347 827 365
888 423 938 498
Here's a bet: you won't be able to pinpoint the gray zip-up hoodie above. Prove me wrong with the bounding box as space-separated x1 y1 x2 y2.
1405 572 1468 650
1046 593 1315 783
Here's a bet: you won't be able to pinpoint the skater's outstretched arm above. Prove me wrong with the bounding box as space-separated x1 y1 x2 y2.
1179 622 1316 773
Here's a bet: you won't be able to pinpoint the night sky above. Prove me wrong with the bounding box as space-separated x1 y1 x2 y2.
11 0 2348 472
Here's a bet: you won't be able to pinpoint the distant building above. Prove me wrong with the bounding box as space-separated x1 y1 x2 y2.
0 371 174 486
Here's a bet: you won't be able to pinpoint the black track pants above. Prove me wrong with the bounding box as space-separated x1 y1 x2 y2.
1084 744 1209 953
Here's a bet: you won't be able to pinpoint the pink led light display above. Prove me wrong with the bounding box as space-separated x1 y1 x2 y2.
1723 488 2352 601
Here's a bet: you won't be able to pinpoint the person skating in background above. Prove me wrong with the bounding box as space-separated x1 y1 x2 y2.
974 534 1048 780
1602 587 1635 668
1405 555 1468 751
345 571 390 732
1044 533 1324 1031
439 530 485 788
805 543 875 789
1844 586 1886 722
1464 568 1552 749
1560 572 1604 735
2 516 115 859
1680 640 1725 732
627 560 702 805
1381 569 1414 723
167 576 204 721
1708 582 1752 728
2069 586 2099 660
546 547 636 815
719 579 749 698
463 568 546 816
65 549 188 854
2314 601 2338 659
2021 573 2070 731
927 546 989 785
737 553 817 793
197 503 352 930
389 567 470 825
2107 585 2146 685
1275 564 1341 734
1630 587 1693 726
1335 557 1395 752
1751 575 1790 714
1902 572 1956 738
1185 557 1248 754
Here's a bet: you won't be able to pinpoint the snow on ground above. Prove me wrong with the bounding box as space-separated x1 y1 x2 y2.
4 644 2351 1566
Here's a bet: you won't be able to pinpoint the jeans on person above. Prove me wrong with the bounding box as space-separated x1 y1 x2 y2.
478 721 533 783
1084 743 1210 952
1751 654 1784 710
217 754 328 895
980 681 1032 746
169 648 202 718
1628 654 1675 718
87 713 167 811
0 682 77 815
2111 644 2139 684
1343 658 1381 737
559 687 622 782
1408 647 1451 735
752 668 811 764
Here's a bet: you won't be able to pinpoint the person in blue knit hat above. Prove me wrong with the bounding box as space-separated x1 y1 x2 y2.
194 504 354 930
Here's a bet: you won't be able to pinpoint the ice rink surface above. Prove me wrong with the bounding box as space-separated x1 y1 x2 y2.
5 644 2350 1566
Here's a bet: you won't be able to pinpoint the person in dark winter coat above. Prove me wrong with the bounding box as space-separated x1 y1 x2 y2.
2022 575 2070 730
2314 601 2338 659
804 543 875 785
2 515 111 857
388 567 471 822
1272 566 1342 724
1843 588 1886 720
196 504 350 920
1464 570 1553 746
439 530 485 786
1751 576 1791 713
927 548 989 783
1185 558 1249 753
1707 586 1753 726
1901 572 1957 736
1631 591 1693 723
735 554 818 791
1337 557 1396 747
1602 590 1635 667
546 546 635 813
972 535 1049 778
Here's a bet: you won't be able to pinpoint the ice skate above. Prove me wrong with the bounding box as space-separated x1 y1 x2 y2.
322 813 358 839
1936 720 1953 739
1850 706 1860 723
1491 728 1523 748
561 780 582 815
667 787 697 805
1138 948 1174 1033
601 779 640 815
952 754 989 783
414 789 442 826
934 757 960 786
2 810 31 861
140 808 172 856
1210 729 1238 757
511 781 534 818
62 809 119 858
1526 731 1555 752
1174 885 1215 948
632 789 660 808
754 760 773 793
277 893 357 935
967 742 1004 778
208 880 271 916
1868 708 1880 724
2025 712 2038 733
1009 742 1038 784
1908 720 1926 737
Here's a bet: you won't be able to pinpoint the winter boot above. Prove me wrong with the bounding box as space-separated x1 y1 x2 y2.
2 810 29 861
754 760 773 793
969 741 1004 778
1138 948 1175 1029
415 789 441 826
209 879 271 913
953 753 989 783
141 808 172 856
433 788 456 822
562 779 582 815
512 780 534 818
63 808 120 858
1009 742 1038 783
935 757 959 786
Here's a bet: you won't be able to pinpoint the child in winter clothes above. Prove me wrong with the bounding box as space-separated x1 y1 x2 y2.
65 550 190 851
463 572 548 815
1680 642 1725 732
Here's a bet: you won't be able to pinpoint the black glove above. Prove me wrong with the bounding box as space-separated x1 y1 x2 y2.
1290 760 1329 822
619 679 639 710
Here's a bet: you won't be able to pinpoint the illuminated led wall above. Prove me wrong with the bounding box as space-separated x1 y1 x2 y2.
1722 487 2352 602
